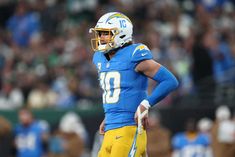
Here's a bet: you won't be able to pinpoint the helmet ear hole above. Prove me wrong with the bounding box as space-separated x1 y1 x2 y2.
120 35 126 39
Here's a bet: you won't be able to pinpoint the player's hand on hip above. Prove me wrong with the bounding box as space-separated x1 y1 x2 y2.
99 119 105 135
135 100 150 134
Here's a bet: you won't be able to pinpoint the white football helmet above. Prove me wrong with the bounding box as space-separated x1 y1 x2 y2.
89 12 133 53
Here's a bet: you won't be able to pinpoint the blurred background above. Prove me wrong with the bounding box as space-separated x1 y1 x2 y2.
0 0 235 157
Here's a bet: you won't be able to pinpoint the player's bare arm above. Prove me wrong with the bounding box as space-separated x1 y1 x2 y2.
135 59 161 77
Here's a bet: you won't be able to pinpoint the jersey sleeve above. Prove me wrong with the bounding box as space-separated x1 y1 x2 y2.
130 44 153 66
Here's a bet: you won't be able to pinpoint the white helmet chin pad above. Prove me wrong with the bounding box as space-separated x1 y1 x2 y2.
90 12 133 52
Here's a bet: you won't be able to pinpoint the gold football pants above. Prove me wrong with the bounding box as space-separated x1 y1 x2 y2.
98 126 147 157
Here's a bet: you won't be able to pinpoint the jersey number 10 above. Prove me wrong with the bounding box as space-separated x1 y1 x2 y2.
99 71 121 104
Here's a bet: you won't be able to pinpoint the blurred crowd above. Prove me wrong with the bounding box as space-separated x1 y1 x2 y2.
0 0 235 109
147 105 235 157
0 108 89 157
0 105 235 157
0 1 235 157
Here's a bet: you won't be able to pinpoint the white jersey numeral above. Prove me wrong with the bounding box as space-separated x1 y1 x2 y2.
99 71 121 104
16 133 36 150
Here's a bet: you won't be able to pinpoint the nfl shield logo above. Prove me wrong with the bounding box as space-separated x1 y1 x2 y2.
106 62 110 68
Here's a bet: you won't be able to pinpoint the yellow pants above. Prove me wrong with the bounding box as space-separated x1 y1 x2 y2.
98 126 147 157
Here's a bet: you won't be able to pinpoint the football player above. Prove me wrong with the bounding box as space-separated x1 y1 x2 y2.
15 108 49 157
90 12 179 157
172 119 212 157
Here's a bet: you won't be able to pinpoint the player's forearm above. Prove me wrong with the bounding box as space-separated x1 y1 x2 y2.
146 66 179 106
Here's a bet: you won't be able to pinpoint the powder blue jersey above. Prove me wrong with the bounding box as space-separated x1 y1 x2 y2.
93 43 153 131
15 121 48 157
172 133 211 157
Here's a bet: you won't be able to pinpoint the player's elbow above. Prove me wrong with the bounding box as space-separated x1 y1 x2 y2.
162 73 179 92
160 75 179 93
170 76 179 91
152 65 179 92
171 77 179 90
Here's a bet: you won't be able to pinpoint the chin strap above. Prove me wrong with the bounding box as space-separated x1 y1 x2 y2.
137 100 150 134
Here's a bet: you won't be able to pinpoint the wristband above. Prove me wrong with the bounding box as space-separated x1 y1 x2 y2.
140 99 150 110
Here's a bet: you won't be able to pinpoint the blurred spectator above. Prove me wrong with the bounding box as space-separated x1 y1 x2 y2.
59 112 88 147
6 1 40 47
56 112 86 157
211 105 235 157
14 107 49 157
0 116 13 157
52 75 78 108
206 31 235 84
165 36 192 95
211 105 230 157
34 0 62 36
147 111 171 157
197 117 213 135
0 80 24 110
60 131 84 157
172 118 212 157
191 30 215 104
27 80 58 108
197 117 213 157
207 31 235 105
49 128 84 157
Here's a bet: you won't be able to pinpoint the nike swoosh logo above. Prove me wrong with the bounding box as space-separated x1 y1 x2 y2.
141 53 148 56
115 136 123 139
